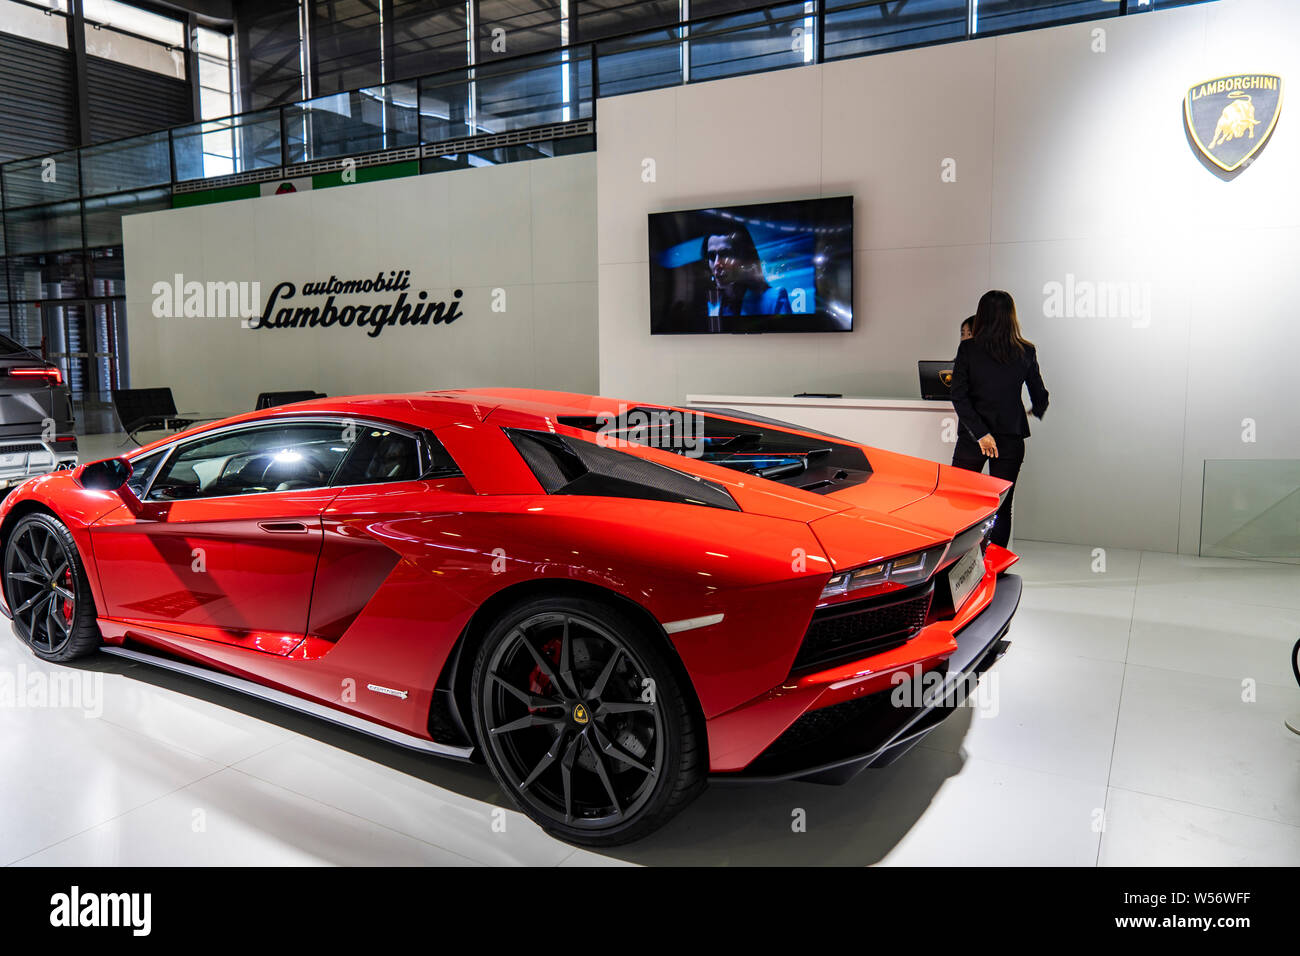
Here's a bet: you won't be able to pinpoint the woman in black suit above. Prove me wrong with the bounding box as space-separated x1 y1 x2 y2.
949 290 1049 548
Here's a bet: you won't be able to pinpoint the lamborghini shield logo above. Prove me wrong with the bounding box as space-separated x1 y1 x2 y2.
938 369 954 388
1185 74 1284 173
572 704 589 725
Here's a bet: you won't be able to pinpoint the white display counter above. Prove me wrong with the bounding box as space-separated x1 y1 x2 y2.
684 394 958 465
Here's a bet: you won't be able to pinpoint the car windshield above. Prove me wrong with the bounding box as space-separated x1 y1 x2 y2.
557 406 871 494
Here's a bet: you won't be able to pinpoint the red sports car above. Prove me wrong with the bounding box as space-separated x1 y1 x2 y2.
0 389 1020 845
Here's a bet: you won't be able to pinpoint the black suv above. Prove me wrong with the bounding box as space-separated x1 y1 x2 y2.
0 334 77 491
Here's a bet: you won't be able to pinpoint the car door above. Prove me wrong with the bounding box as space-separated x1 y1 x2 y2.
91 419 354 655
294 423 480 731
303 424 477 652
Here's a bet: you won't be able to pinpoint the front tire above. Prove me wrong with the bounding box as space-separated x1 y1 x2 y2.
3 512 100 662
470 596 706 846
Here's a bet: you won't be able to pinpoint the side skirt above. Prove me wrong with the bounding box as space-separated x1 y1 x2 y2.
101 644 475 761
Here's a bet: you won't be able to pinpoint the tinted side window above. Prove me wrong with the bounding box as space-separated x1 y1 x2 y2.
333 428 421 486
333 429 462 485
147 423 350 500
125 448 168 499
424 434 461 478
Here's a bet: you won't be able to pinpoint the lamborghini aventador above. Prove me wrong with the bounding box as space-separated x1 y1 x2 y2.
0 389 1020 845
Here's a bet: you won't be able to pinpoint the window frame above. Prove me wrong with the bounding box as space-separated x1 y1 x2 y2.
125 414 462 502
123 445 169 500
137 418 358 502
330 422 457 488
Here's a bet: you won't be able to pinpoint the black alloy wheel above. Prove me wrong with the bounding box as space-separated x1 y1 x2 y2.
3 513 100 662
471 596 705 846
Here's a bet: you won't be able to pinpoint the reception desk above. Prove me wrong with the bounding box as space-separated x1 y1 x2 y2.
684 394 958 465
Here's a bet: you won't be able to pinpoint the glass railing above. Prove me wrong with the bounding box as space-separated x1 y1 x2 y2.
284 83 422 166
171 107 283 182
0 0 1217 212
1201 460 1300 561
823 0 968 59
80 131 172 197
2 149 82 208
690 3 816 83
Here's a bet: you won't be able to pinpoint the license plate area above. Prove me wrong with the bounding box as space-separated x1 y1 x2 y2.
947 547 983 612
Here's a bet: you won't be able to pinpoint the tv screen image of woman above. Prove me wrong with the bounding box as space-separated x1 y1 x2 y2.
648 196 853 334
702 225 791 320
949 290 1050 548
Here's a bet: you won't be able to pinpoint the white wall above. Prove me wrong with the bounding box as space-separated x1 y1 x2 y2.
596 0 1300 554
123 152 598 419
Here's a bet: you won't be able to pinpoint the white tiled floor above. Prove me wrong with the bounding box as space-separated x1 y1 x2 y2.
1 540 1297 866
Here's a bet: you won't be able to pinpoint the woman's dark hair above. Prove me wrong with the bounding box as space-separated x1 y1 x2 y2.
973 290 1033 363
960 316 974 333
700 222 765 282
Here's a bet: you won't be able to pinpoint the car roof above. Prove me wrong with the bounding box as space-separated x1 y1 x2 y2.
265 388 647 429
128 388 664 454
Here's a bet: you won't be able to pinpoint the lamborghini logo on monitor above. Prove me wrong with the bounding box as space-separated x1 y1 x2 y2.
1185 74 1284 173
939 370 954 388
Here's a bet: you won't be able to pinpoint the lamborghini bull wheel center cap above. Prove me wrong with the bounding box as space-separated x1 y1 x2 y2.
570 702 591 727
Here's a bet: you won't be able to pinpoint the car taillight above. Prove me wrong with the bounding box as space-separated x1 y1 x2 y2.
820 544 949 602
8 366 62 385
979 514 998 542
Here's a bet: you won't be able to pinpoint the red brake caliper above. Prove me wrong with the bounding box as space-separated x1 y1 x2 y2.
527 638 563 711
61 567 74 622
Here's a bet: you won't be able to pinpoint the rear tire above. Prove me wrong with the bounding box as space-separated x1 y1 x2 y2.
3 512 100 662
470 595 706 846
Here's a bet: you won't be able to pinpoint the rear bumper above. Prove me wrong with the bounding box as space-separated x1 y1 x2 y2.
0 437 78 490
714 571 1021 784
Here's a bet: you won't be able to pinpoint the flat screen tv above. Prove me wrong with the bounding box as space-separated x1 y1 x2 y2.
648 196 853 334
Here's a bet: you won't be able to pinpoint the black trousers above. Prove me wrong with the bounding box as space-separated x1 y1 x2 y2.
952 433 1024 549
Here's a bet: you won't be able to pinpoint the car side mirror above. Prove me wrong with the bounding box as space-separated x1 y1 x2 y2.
79 457 133 492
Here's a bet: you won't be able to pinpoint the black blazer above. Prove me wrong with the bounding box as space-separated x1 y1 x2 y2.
949 339 1049 440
